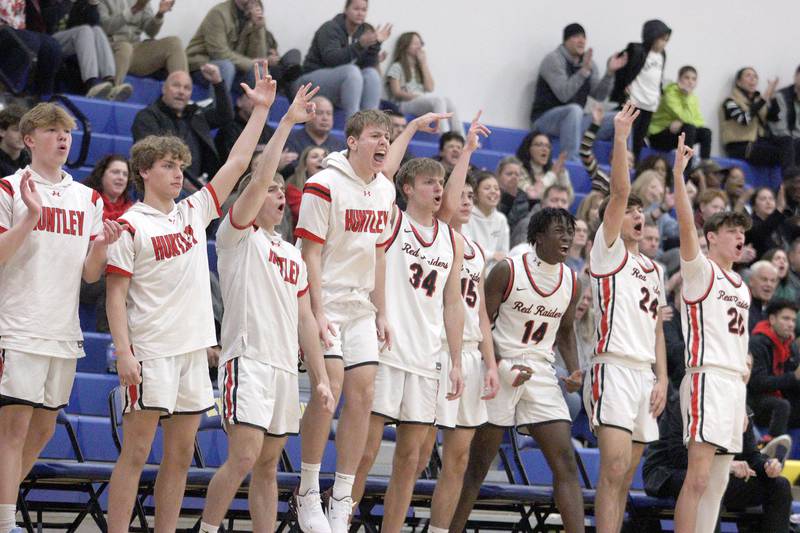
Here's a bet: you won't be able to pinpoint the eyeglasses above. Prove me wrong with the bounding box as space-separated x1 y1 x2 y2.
532 142 551 149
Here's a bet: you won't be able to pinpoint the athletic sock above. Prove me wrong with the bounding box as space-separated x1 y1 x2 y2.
198 522 218 533
0 504 17 533
331 472 355 500
299 462 321 495
429 526 448 533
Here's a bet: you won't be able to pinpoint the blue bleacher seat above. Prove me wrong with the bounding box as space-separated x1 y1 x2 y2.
78 332 113 373
68 373 119 416
565 161 592 193
70 131 134 166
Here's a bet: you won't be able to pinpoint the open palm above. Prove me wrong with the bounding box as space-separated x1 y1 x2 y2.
240 60 277 109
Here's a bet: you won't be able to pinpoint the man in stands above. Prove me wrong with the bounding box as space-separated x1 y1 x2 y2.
437 131 465 176
98 0 188 85
132 67 233 185
748 260 778 331
640 219 663 262
285 96 346 159
510 183 571 247
0 103 123 533
387 109 408 142
748 300 800 444
530 23 626 160
0 105 30 178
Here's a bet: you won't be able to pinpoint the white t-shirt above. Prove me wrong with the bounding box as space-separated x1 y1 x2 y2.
629 51 664 112
0 168 103 357
216 206 309 374
106 185 221 361
589 224 666 365
463 207 509 272
294 152 395 308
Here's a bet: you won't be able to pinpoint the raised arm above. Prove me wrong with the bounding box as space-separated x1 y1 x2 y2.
443 233 465 400
384 111 452 181
601 103 638 245
229 84 319 228
555 276 582 392
439 112 490 223
672 132 698 261
208 61 276 205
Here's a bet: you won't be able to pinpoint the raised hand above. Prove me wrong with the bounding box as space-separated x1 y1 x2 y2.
673 132 695 177
284 83 320 124
613 102 640 139
240 60 277 109
580 47 594 73
200 63 222 85
19 171 42 221
607 51 628 73
157 0 175 15
375 23 393 43
765 77 780 100
410 112 452 134
416 47 427 64
552 151 567 177
464 110 491 153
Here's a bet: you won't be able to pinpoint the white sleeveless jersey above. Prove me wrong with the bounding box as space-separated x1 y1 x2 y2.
590 226 665 365
380 211 456 378
492 253 576 363
681 256 750 375
458 234 485 344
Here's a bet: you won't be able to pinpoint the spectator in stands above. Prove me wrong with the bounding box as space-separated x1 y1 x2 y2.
185 0 301 93
285 95 346 157
98 0 188 85
572 279 594 369
215 88 277 161
765 248 799 304
131 66 233 183
721 67 796 170
575 189 604 233
640 219 663 263
286 145 327 230
648 65 712 160
34 0 133 100
529 22 625 160
566 218 588 274
635 154 672 184
386 31 462 136
0 1 62 97
696 159 728 189
747 260 779 332
0 104 30 177
510 184 571 247
643 384 792 533
580 106 635 194
515 131 573 201
781 168 800 243
749 299 800 443
295 0 388 119
495 156 531 230
611 19 672 160
747 187 785 256
632 169 678 246
463 170 508 270
694 188 728 230
387 108 407 142
771 64 800 158
721 166 751 212
437 131 467 176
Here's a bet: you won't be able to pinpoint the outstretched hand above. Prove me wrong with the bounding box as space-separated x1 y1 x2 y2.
285 83 320 124
19 171 42 221
410 112 452 134
94 219 128 247
673 132 695 177
464 111 491 153
613 102 639 138
240 60 277 109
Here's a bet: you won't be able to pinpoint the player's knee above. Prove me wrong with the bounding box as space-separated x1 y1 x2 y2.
551 447 579 480
227 446 259 478
253 454 280 480
345 381 374 407
123 438 152 467
394 444 422 468
600 454 630 485
446 446 471 475
684 470 710 495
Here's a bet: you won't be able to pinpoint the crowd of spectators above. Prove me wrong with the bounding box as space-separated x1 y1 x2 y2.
3 0 800 527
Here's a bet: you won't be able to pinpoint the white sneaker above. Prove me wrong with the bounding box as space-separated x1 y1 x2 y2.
296 489 331 533
326 495 354 533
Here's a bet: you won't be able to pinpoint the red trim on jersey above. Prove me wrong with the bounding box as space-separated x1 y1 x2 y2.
589 248 629 278
463 238 476 260
501 257 515 302
89 234 98 241
683 258 715 305
303 183 332 203
224 360 234 423
91 189 101 205
205 184 223 216
591 363 600 403
298 284 310 297
295 227 325 244
0 226 6 234
474 241 486 262
409 216 439 248
106 265 132 278
118 218 136 236
710 258 743 288
228 202 255 230
0 179 13 197
378 210 402 249
187 198 194 208
687 303 702 367
570 269 577 300
522 253 564 297
633 254 656 273
596 277 613 353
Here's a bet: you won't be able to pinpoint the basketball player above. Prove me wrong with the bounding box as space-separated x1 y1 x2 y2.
294 110 450 532
196 84 336 533
352 156 465 531
412 114 500 533
0 103 124 533
584 103 668 533
672 134 752 532
104 63 275 533
450 207 586 533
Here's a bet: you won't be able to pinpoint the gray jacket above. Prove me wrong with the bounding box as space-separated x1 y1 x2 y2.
98 0 163 43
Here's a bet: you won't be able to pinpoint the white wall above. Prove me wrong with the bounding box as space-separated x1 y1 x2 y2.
160 0 798 150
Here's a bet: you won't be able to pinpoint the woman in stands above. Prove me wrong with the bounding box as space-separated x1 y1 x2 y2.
515 130 573 202
495 156 533 229
286 145 327 232
575 190 604 234
85 154 134 221
721 67 797 170
386 32 464 136
747 186 786 256
462 171 508 271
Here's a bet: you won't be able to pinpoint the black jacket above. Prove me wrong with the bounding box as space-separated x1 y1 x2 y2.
663 305 686 389
610 19 671 105
748 330 800 397
303 13 380 73
29 0 100 34
132 82 233 179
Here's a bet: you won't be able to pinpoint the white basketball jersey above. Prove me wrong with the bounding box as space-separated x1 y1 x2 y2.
492 253 576 363
682 257 750 375
380 211 455 378
590 226 665 365
459 234 485 344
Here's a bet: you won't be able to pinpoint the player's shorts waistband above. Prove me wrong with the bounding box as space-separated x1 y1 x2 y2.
591 354 653 371
685 365 745 380
497 354 552 365
462 341 480 353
